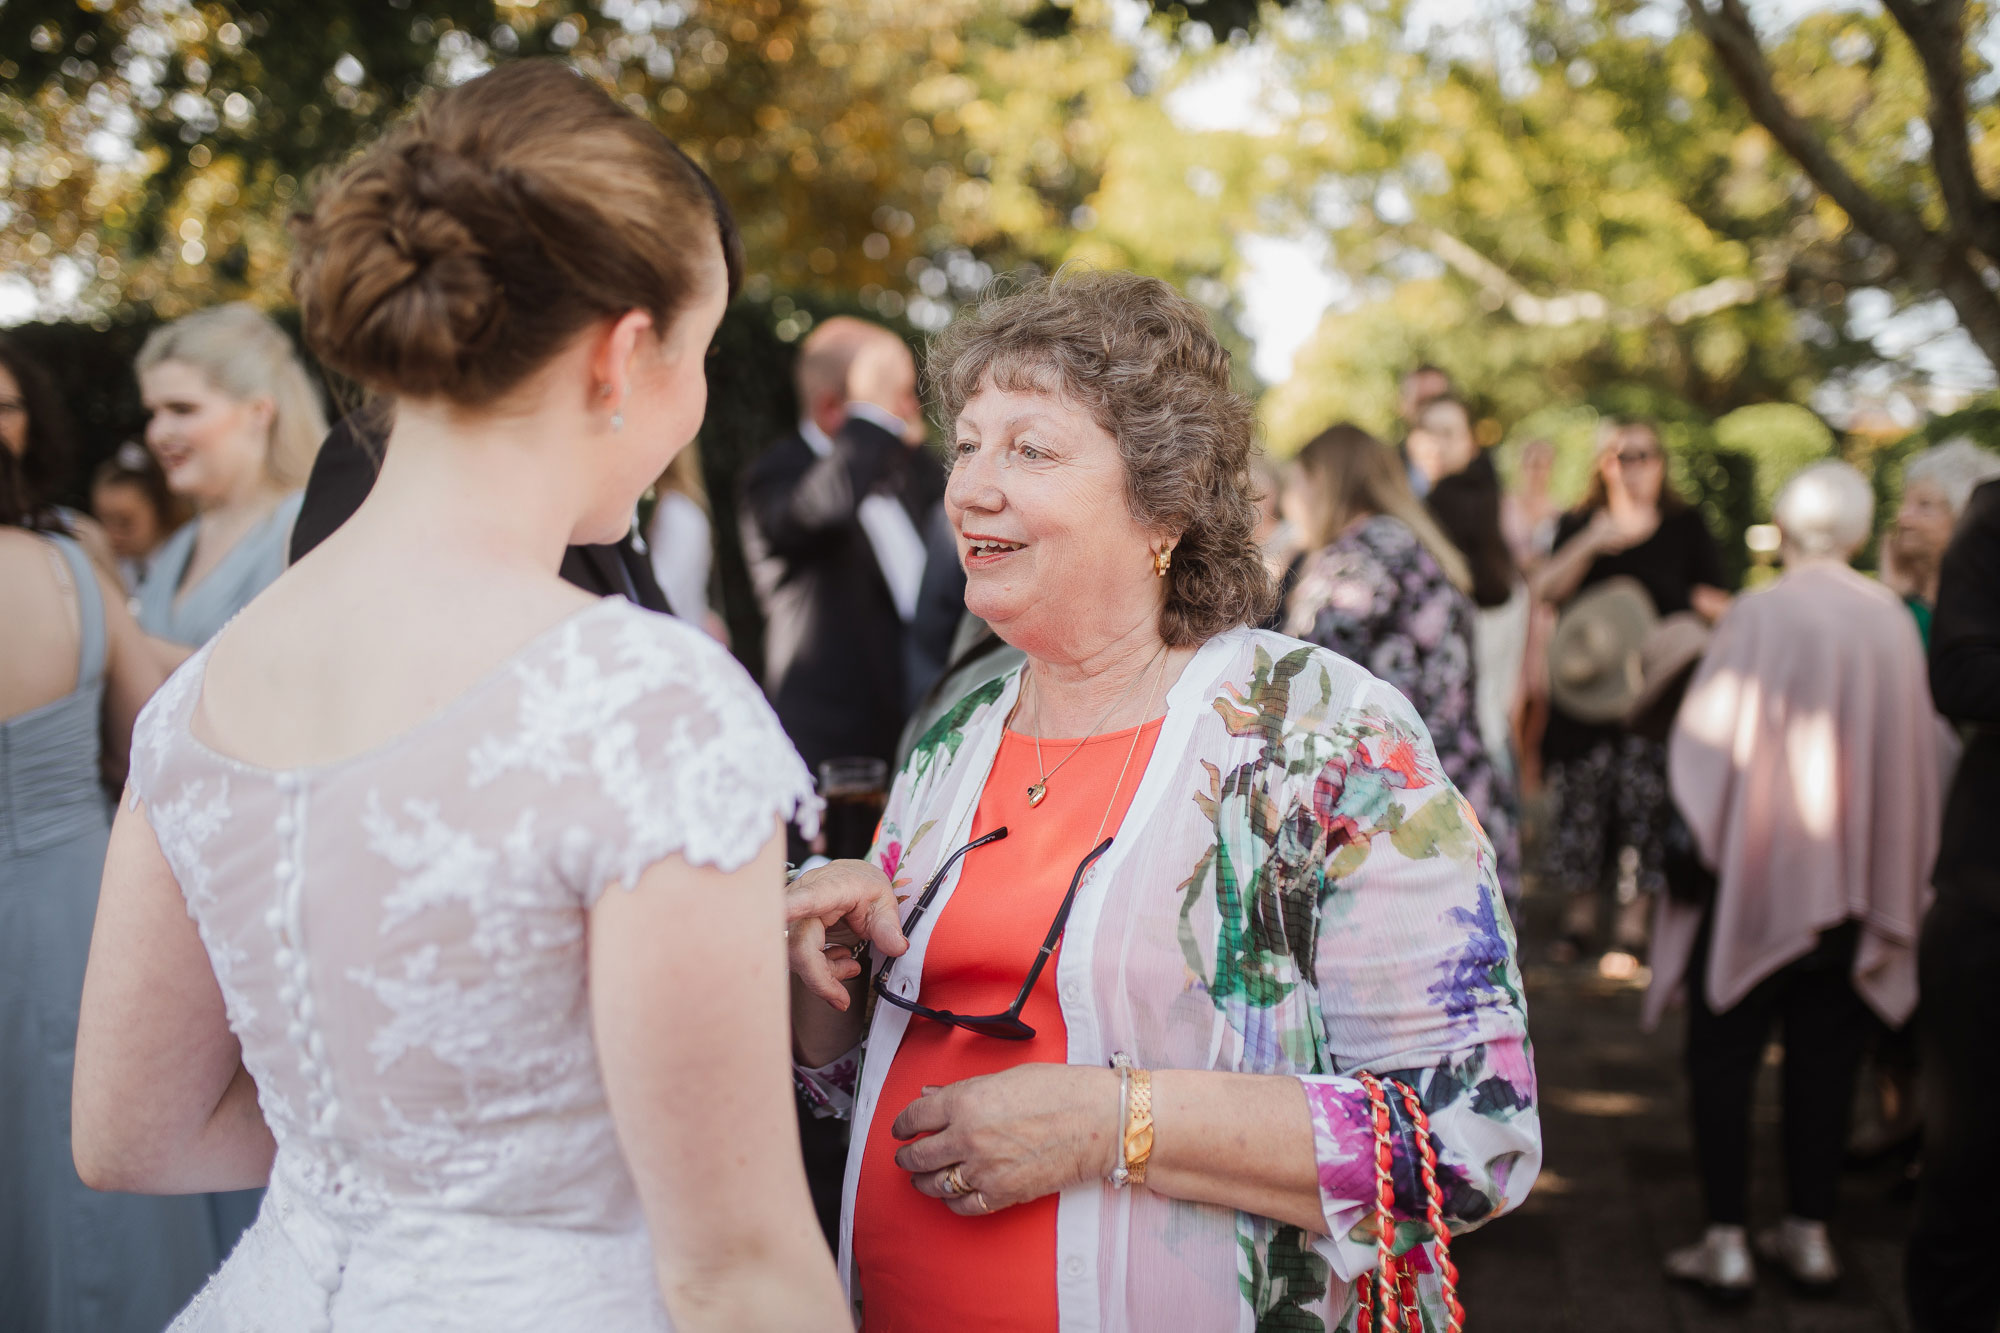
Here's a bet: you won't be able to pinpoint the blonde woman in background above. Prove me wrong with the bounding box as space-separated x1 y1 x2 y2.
134 303 327 653
645 444 727 640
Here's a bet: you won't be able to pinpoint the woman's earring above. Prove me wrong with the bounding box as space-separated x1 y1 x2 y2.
1154 545 1173 576
610 410 625 433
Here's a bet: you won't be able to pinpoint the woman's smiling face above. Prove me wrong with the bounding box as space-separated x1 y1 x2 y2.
140 359 272 505
944 376 1167 658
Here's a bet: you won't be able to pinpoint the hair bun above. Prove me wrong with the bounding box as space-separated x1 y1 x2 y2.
292 60 737 408
294 138 507 399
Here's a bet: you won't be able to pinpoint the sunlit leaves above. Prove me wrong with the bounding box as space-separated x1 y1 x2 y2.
1242 0 1899 448
1 0 1245 335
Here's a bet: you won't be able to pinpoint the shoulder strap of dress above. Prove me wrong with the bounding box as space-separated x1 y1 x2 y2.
47 533 108 688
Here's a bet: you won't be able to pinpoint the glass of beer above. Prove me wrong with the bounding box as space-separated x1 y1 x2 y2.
818 757 890 861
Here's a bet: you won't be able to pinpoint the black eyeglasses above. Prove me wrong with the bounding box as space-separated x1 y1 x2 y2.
873 829 1115 1041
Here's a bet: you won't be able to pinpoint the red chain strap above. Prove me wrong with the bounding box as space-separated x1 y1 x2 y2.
1353 1072 1464 1333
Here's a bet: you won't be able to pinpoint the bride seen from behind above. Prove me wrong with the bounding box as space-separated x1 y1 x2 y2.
72 60 852 1331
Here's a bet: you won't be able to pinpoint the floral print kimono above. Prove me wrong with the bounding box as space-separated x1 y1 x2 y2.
798 625 1541 1333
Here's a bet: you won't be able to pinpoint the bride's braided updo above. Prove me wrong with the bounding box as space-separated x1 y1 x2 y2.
291 60 740 406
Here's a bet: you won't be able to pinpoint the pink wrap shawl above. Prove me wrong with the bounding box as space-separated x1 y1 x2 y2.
1644 561 1940 1030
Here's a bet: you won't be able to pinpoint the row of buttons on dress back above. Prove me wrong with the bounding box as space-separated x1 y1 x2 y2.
265 772 353 1329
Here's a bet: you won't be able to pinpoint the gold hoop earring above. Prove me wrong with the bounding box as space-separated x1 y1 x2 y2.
1153 546 1173 576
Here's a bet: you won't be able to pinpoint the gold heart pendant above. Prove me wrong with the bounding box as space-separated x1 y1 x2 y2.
1026 782 1047 808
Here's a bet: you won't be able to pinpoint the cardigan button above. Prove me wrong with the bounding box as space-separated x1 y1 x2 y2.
1063 1255 1085 1277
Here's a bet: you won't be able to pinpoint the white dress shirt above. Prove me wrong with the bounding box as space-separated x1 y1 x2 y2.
799 409 927 623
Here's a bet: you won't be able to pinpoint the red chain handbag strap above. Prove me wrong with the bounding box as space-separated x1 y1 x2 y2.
1354 1072 1465 1333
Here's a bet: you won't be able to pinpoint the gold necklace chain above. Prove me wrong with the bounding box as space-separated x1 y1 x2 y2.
1084 649 1169 847
1026 644 1168 810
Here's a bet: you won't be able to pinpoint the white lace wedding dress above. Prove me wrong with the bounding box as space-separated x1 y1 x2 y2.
127 600 818 1332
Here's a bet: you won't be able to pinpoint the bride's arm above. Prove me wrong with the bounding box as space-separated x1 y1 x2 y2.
73 800 276 1192
589 820 850 1333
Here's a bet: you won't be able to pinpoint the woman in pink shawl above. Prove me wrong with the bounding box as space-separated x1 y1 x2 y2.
1652 461 1940 1299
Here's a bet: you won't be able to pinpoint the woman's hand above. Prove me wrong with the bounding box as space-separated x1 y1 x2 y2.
785 859 907 1010
1583 504 1658 555
891 1064 1121 1216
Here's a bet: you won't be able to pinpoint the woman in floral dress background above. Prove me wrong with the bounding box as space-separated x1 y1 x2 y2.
1283 422 1523 907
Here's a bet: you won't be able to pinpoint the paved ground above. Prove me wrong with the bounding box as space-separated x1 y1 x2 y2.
1452 891 1917 1333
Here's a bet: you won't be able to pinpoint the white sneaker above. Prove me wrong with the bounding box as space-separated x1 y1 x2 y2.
1664 1224 1755 1300
1755 1217 1839 1291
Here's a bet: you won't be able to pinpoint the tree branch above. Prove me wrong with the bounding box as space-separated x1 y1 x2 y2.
1419 228 1613 326
1879 0 2000 262
1684 0 1933 260
1414 228 1768 328
1685 0 2000 372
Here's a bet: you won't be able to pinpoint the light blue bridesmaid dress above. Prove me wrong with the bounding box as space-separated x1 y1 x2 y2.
0 533 218 1331
134 492 303 648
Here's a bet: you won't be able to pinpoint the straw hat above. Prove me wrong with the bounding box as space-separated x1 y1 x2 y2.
1549 577 1658 723
1624 613 1713 741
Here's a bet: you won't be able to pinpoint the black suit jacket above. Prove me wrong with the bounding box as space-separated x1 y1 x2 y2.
289 415 671 611
740 417 945 773
1931 478 2000 914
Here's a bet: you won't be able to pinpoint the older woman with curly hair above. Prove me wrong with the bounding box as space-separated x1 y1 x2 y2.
784 270 1540 1332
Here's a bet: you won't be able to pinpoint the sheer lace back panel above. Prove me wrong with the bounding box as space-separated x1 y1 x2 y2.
127 600 818 1328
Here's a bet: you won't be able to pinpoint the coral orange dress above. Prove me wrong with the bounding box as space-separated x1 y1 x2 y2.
852 719 1162 1333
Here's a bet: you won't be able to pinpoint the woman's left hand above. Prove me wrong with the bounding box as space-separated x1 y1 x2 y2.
892 1064 1122 1216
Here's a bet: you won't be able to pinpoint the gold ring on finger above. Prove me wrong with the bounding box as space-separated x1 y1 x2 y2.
969 1190 991 1214
941 1164 971 1198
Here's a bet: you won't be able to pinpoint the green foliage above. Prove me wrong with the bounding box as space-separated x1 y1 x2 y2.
1712 401 1837 516
1893 399 2000 453
1251 0 1915 453
0 0 1256 337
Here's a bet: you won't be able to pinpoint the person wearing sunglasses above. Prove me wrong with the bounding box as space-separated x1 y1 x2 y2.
1532 418 1733 963
783 270 1541 1333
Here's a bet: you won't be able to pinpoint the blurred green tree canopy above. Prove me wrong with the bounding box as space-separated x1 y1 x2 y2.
0 0 1250 335
1247 0 1960 454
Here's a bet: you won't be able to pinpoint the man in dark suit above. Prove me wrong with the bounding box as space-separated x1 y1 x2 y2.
741 319 947 1253
740 318 947 776
290 410 671 611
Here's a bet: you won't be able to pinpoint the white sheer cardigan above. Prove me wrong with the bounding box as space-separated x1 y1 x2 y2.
799 625 1541 1332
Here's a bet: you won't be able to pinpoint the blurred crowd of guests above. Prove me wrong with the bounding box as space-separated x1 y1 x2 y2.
1256 365 1999 1323
4 296 1999 1331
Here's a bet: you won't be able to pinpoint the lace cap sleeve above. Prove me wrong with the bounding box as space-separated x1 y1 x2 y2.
124 644 208 812
508 606 821 904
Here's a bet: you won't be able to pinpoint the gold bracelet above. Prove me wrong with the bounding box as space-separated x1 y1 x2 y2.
1123 1067 1154 1186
